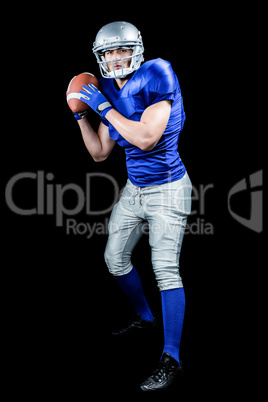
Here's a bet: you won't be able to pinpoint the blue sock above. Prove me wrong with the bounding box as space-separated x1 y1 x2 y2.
161 288 185 367
114 267 154 322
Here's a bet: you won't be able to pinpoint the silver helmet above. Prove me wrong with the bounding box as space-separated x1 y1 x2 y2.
93 21 144 79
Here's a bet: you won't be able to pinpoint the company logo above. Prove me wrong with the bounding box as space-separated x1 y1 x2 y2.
227 170 263 233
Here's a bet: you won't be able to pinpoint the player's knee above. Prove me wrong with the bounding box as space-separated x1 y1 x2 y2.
104 246 115 272
104 246 132 276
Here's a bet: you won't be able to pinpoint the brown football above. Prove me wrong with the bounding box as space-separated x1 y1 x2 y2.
66 72 99 113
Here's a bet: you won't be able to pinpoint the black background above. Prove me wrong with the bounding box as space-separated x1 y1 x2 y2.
4 5 264 399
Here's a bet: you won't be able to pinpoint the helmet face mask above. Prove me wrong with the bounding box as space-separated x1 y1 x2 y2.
93 21 144 79
96 46 144 79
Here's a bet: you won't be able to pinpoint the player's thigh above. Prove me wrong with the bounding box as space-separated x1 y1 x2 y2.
105 194 143 255
147 173 192 255
148 213 187 256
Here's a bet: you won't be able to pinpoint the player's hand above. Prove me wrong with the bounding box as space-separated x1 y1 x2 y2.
80 84 113 118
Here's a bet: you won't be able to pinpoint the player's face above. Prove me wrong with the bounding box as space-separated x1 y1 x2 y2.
104 48 133 72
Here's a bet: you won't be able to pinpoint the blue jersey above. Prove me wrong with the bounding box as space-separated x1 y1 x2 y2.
99 58 186 187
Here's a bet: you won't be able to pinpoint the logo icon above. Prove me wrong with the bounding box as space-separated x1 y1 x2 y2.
228 170 263 233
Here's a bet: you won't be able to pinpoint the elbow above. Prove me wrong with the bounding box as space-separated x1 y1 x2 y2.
92 154 108 162
139 138 157 152
140 144 153 152
138 129 160 151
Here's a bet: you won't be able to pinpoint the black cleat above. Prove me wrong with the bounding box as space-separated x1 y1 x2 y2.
139 352 182 392
111 314 157 337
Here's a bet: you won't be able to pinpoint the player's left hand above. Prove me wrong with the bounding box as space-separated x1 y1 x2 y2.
80 84 113 118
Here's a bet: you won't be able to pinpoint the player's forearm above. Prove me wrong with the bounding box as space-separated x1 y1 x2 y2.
77 119 105 161
105 109 156 151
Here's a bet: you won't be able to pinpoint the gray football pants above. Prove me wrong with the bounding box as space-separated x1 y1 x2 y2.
104 172 192 291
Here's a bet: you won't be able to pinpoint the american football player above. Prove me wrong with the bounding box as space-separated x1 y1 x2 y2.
74 21 192 392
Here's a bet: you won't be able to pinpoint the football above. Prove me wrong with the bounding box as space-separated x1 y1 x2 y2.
66 72 99 113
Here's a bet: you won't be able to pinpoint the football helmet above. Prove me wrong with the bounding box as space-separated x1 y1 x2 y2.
93 21 144 79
